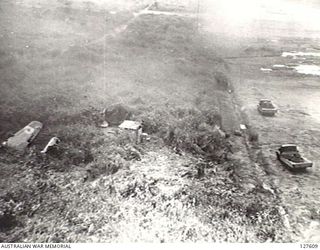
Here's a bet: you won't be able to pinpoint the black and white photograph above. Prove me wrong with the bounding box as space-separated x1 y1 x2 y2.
0 0 320 245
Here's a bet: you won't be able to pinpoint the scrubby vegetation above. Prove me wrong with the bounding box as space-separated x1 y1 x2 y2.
0 0 289 243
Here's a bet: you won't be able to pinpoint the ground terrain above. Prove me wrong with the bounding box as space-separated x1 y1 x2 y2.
228 51 320 242
0 0 319 243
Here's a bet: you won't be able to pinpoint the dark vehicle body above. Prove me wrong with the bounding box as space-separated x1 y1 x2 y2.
257 99 277 116
276 144 313 170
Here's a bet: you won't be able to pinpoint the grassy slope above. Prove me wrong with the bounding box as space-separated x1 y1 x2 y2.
0 0 289 242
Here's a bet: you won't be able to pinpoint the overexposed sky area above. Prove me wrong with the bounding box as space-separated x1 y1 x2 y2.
201 0 320 38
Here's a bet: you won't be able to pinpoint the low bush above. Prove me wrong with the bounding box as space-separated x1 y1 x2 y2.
157 108 225 158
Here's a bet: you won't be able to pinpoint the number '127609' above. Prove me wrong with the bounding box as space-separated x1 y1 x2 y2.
300 244 318 249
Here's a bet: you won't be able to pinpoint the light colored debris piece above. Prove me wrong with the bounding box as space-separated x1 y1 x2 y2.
41 137 60 154
119 120 141 130
100 121 109 128
240 124 247 130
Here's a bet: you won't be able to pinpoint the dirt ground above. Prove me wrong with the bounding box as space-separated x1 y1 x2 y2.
0 0 319 243
198 0 320 242
228 51 320 242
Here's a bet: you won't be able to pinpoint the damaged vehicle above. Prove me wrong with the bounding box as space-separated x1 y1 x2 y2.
257 99 277 116
276 144 313 171
2 121 43 151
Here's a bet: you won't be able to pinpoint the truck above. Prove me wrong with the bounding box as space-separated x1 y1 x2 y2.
276 144 313 170
257 99 277 116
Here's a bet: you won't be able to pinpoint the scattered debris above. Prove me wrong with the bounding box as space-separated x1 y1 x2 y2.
4 121 42 151
262 182 275 195
213 125 226 138
100 121 109 128
141 132 150 142
240 124 247 130
119 120 143 144
119 120 141 130
41 137 60 154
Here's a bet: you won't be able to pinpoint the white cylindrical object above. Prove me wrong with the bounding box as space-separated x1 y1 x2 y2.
41 137 60 154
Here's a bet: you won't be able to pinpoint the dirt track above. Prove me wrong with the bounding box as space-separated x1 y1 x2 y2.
199 0 320 242
229 56 320 241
